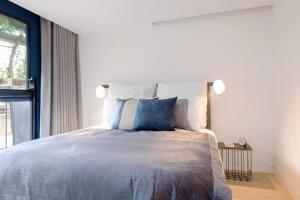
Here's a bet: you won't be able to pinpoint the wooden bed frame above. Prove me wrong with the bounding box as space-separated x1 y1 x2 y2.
102 82 213 130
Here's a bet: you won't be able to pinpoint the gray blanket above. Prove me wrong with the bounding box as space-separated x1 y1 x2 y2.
0 128 231 200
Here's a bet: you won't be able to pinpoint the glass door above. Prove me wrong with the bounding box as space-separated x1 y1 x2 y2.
0 11 35 149
0 101 32 149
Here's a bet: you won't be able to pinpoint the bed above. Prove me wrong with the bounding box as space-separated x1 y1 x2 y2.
0 82 232 200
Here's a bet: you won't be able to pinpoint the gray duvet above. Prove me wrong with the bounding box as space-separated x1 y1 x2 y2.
0 128 231 200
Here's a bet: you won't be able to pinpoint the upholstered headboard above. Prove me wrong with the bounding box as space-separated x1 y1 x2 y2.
102 83 213 130
206 82 213 130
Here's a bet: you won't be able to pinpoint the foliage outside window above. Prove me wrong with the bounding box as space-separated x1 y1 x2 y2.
0 13 27 89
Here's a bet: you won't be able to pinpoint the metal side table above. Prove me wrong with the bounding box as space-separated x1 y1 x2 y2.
218 142 252 181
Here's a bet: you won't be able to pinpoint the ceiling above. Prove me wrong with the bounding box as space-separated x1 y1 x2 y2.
9 0 273 35
9 0 150 35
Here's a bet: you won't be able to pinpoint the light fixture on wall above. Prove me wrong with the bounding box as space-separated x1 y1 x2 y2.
212 79 226 95
95 85 106 99
207 79 226 130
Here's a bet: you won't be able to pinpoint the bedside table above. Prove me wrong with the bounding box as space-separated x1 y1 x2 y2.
218 142 252 181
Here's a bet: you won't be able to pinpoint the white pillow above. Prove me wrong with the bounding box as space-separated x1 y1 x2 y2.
101 99 122 129
157 81 208 131
108 83 157 99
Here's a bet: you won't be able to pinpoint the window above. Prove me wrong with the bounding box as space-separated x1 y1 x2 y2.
0 13 27 90
0 1 41 149
0 12 31 149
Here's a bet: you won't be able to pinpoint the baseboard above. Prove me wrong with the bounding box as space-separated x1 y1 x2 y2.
275 174 300 200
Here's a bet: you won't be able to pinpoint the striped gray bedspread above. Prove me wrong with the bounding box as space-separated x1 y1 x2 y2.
0 128 231 200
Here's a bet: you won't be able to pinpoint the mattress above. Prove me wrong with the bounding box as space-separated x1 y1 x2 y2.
0 128 231 200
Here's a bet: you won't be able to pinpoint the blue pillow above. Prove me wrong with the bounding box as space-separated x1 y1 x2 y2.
133 97 177 131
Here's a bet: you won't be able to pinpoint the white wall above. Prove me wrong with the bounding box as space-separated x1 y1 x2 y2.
273 0 300 198
79 7 274 172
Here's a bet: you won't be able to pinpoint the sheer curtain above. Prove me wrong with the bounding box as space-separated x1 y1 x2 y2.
40 18 82 137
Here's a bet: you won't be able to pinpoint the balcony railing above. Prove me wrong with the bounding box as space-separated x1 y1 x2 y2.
0 102 12 149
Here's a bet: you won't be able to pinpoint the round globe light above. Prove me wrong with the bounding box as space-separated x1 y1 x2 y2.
213 80 226 95
95 85 106 99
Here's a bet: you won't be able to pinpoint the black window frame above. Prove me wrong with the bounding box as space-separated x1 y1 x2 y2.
0 1 41 140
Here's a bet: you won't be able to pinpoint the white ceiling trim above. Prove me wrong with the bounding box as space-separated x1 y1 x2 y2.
152 5 273 25
149 0 274 24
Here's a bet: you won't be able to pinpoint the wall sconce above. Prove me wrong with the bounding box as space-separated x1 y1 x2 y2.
212 80 226 95
95 85 106 99
207 79 226 130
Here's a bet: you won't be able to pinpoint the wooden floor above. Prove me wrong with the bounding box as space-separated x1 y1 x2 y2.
228 173 295 200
